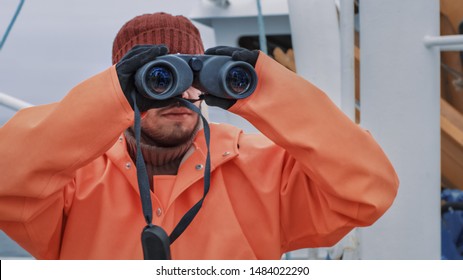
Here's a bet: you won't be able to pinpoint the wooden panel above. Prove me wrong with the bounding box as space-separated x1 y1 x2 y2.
440 10 463 113
440 0 463 31
441 98 463 189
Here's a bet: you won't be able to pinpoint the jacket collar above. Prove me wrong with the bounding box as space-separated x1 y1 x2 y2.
106 122 242 204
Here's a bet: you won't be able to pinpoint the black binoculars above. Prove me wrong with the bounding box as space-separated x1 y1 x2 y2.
135 54 258 100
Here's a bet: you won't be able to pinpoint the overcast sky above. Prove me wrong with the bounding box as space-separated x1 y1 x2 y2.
0 0 216 123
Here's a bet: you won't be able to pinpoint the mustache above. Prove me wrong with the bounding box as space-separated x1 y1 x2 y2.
156 97 203 113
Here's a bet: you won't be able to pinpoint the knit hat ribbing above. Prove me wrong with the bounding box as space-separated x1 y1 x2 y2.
112 12 204 65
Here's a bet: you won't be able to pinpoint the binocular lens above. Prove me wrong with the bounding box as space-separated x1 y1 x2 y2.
146 66 173 94
226 66 252 95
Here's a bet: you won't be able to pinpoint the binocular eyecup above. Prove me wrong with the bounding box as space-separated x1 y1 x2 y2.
134 54 258 100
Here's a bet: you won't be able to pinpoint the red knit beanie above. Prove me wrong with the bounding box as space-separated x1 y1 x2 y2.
112 12 205 65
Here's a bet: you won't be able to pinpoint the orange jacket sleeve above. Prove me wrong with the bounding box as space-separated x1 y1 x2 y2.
0 66 133 258
230 53 399 251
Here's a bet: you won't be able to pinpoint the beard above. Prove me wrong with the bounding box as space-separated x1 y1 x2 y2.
140 115 201 148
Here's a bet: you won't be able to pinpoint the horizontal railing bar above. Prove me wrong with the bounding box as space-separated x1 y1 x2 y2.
424 35 463 48
0 92 33 111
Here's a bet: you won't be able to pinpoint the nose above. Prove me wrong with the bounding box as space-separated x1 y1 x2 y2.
181 87 201 99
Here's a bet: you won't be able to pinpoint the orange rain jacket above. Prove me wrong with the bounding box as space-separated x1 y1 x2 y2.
0 53 399 259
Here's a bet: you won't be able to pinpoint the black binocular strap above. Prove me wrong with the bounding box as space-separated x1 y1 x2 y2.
168 98 211 244
132 93 211 259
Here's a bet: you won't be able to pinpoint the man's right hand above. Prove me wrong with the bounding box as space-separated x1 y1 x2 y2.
115 44 169 111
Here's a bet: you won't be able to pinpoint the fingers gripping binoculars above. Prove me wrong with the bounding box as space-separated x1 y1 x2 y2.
135 54 258 100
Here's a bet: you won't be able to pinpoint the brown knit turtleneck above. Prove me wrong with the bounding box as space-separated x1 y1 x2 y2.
124 126 198 186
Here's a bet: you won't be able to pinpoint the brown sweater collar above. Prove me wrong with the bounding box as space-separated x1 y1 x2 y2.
124 127 197 176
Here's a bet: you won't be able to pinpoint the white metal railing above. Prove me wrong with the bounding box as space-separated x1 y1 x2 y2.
339 0 356 121
424 35 463 51
0 92 33 111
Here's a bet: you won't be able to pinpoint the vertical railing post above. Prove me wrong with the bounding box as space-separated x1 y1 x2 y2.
359 0 441 259
340 0 356 121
